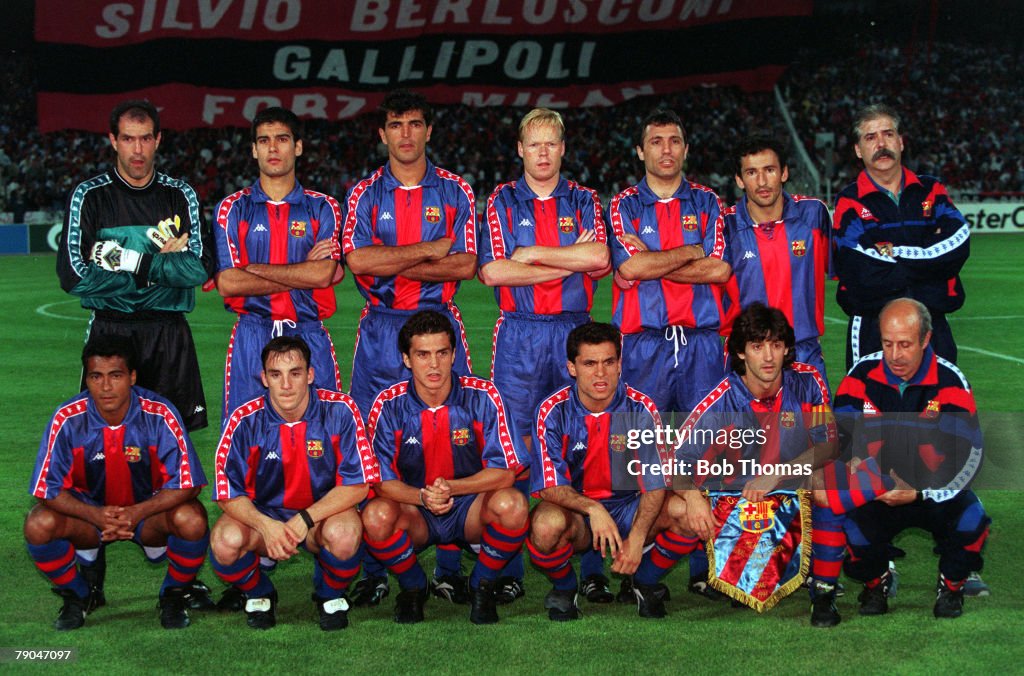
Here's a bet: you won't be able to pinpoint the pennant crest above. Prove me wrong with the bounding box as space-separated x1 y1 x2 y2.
706 491 810 612
874 241 894 257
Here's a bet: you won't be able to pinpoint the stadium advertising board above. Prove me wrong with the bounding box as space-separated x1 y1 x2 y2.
35 0 811 131
961 202 1024 233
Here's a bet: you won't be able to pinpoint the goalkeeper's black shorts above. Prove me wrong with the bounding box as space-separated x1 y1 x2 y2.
84 310 208 431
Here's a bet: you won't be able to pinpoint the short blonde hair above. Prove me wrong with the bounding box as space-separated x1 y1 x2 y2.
519 108 565 142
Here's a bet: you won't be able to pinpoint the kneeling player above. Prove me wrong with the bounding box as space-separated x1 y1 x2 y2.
675 303 844 626
210 337 377 630
528 322 699 620
25 337 213 630
361 311 530 625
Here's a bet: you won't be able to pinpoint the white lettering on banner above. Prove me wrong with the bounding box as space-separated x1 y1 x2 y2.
350 0 734 32
462 84 653 108
95 0 301 38
270 40 596 85
961 203 1024 233
202 93 367 124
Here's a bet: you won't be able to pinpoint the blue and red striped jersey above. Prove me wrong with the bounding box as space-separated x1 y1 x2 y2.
531 382 666 500
722 192 830 342
608 177 728 333
832 168 969 317
30 387 206 506
480 177 605 314
676 364 835 489
341 159 476 310
833 347 982 501
366 375 527 489
213 388 378 510
214 180 342 321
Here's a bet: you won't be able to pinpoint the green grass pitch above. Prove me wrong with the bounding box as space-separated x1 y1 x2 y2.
0 235 1020 674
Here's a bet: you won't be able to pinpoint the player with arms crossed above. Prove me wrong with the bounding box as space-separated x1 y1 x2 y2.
360 311 530 625
723 135 831 383
528 322 698 620
57 99 214 431
479 107 611 604
213 106 344 429
342 89 477 605
209 337 378 630
25 336 212 630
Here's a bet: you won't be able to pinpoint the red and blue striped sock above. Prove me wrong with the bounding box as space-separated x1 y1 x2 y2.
434 542 463 577
634 530 699 586
527 539 577 591
470 521 528 588
210 549 275 597
27 540 89 600
363 530 427 591
161 531 209 595
314 544 363 598
810 505 845 586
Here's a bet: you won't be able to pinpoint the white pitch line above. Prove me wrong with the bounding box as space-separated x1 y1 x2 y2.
825 315 1024 365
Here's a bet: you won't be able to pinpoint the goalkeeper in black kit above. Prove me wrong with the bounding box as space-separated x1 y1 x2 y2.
57 99 215 430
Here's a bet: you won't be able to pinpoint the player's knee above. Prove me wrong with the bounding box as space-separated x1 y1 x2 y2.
210 518 245 564
490 488 529 528
665 494 695 537
23 504 60 545
169 500 209 541
321 513 362 559
812 488 831 508
361 498 400 539
528 510 568 552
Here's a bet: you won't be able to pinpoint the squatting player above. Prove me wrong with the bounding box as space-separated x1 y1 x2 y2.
833 298 989 619
210 337 378 631
57 99 214 430
342 88 477 604
360 311 530 625
528 322 699 621
213 107 345 429
723 135 831 383
674 303 845 627
25 336 212 630
479 107 611 604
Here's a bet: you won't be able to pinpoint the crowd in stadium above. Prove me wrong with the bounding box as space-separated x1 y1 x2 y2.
2 38 1021 220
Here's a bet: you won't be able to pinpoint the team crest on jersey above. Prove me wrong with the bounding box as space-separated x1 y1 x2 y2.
452 428 470 446
780 411 796 428
558 216 575 234
307 439 324 458
425 206 441 223
874 241 894 257
610 434 627 453
290 221 307 238
791 240 807 257
739 499 776 533
124 446 142 463
681 214 699 231
922 200 933 217
924 399 941 419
